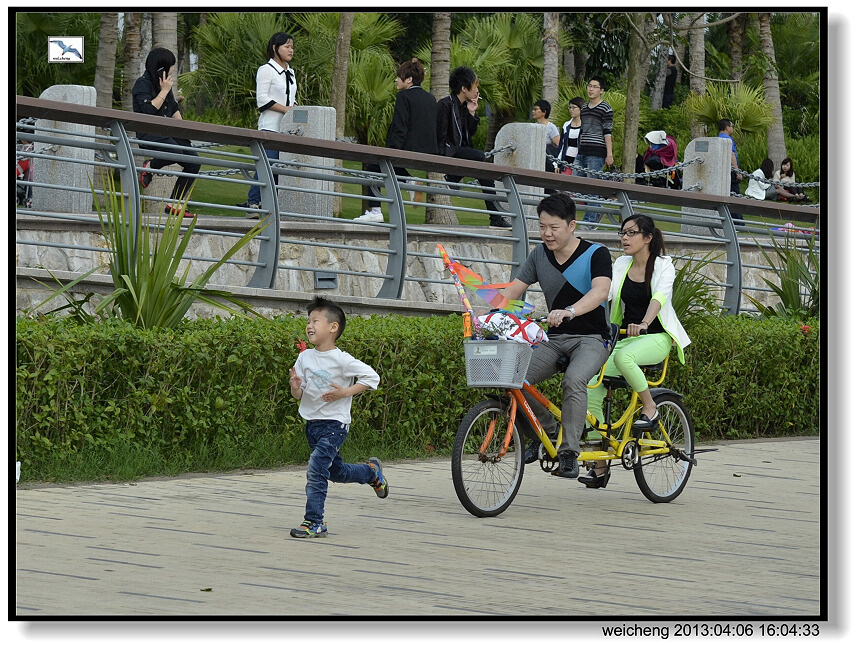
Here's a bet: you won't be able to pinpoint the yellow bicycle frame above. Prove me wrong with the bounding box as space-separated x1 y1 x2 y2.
499 353 674 465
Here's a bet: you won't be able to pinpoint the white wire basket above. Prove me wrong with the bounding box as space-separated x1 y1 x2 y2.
463 339 533 389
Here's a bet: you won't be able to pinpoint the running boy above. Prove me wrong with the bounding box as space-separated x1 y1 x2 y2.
288 297 388 538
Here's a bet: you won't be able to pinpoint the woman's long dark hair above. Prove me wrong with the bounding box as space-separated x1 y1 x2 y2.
621 214 665 288
144 47 176 83
779 157 794 177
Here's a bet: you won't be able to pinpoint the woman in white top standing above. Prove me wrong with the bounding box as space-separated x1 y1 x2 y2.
555 96 585 175
239 32 298 215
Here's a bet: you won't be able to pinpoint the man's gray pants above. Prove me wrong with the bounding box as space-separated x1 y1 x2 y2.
522 333 611 455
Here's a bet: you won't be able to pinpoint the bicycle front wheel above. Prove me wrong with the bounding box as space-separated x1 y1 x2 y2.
452 398 525 518
634 392 695 503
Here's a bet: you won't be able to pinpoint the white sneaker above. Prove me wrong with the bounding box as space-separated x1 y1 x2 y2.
355 210 384 223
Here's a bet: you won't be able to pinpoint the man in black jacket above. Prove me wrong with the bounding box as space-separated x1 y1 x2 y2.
357 59 438 222
436 66 510 228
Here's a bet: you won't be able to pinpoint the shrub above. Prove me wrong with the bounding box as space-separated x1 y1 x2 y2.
16 314 819 482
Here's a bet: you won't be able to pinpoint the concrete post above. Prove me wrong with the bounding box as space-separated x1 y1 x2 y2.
680 136 732 235
33 85 97 213
277 106 337 219
493 122 545 231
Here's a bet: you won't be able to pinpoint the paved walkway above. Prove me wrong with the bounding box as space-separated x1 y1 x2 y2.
15 438 821 619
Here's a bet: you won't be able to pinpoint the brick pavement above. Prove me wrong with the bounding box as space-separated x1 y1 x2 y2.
14 438 821 619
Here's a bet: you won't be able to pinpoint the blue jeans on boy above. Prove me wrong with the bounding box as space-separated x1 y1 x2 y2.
247 146 280 206
303 419 375 524
573 155 606 223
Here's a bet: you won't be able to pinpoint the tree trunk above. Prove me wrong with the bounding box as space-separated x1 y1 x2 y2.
650 43 669 111
140 13 153 66
759 12 786 163
152 12 177 55
427 12 457 225
121 12 142 112
688 13 708 139
331 12 354 216
332 13 353 140
727 13 747 82
673 12 692 86
95 13 118 110
623 13 653 176
542 13 560 105
194 13 208 115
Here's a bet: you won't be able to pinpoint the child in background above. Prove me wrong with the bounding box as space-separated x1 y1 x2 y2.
288 297 388 538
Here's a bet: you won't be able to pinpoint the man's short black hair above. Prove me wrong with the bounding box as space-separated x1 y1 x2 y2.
449 66 477 95
307 297 347 340
590 75 607 91
668 54 676 64
718 118 733 132
537 192 577 224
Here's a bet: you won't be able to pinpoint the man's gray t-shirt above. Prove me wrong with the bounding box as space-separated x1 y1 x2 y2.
516 239 612 338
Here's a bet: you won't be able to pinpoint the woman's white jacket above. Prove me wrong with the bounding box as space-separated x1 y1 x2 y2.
609 255 691 363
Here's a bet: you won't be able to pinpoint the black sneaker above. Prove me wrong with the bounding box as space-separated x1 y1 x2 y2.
553 450 579 479
489 214 512 228
139 159 153 189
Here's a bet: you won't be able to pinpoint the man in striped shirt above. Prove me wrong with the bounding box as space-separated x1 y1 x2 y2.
574 75 614 224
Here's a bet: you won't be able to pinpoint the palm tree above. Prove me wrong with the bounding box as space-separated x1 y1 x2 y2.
726 13 748 82
152 12 178 57
542 13 560 106
332 13 354 142
121 12 142 112
426 12 457 225
758 12 787 163
687 13 707 138
331 12 354 217
94 13 118 109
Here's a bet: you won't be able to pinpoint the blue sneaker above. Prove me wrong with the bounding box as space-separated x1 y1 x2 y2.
367 457 389 498
290 520 327 538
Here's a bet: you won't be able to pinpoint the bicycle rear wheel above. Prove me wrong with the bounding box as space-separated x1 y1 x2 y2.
634 392 695 503
452 398 525 517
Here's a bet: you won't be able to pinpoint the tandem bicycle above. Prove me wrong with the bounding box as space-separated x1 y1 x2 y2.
451 321 697 517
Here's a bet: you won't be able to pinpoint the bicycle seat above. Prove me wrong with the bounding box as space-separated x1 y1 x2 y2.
603 363 666 390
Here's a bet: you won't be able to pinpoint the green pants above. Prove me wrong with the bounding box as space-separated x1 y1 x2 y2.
587 332 673 423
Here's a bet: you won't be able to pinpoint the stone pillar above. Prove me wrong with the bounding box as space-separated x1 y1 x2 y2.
680 136 732 235
33 85 97 213
492 122 545 230
276 106 337 219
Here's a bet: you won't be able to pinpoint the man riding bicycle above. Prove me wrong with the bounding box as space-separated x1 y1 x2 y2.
499 192 612 478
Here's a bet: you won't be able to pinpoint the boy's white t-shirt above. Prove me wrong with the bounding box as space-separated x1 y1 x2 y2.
294 347 380 425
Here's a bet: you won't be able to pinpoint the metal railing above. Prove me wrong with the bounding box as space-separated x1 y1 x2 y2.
16 95 821 316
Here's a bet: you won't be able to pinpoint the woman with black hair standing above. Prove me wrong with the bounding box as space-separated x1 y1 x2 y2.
581 214 690 488
133 47 201 217
237 32 298 215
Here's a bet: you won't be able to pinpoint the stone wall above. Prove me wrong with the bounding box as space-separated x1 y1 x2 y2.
16 217 790 319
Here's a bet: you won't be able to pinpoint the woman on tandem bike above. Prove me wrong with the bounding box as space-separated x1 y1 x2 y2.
580 213 691 489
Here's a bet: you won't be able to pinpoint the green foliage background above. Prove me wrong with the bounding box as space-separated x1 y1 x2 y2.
17 314 819 483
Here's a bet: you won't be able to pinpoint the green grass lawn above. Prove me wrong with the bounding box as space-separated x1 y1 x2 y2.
190 147 490 225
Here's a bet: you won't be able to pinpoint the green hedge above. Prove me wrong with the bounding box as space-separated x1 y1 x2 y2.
15 315 819 481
